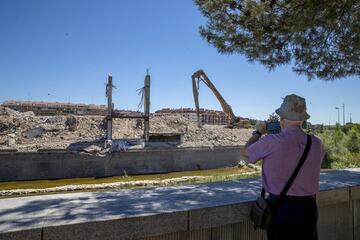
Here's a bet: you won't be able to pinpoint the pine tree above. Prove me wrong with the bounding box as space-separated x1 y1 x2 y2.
194 0 360 80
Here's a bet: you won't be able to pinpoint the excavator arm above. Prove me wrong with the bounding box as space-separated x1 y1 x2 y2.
192 69 238 127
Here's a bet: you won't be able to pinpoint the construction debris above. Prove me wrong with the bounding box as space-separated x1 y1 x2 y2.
6 133 16 146
65 115 78 131
0 108 252 152
25 127 45 138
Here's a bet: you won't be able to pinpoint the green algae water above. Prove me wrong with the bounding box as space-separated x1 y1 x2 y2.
0 166 257 191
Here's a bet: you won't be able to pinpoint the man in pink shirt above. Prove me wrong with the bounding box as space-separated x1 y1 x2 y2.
245 94 325 240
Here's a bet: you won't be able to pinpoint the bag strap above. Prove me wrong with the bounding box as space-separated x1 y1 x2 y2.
261 188 266 197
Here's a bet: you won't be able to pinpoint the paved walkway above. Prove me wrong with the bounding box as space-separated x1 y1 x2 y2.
1 169 359 234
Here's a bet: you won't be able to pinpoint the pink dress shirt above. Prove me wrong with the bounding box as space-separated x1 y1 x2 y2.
247 125 325 196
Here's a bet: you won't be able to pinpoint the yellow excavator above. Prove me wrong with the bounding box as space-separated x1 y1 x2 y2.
192 69 249 128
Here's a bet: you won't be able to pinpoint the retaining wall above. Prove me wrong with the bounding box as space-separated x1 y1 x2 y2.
0 169 359 240
0 146 243 181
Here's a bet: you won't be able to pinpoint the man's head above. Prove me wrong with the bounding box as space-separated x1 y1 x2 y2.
275 94 310 128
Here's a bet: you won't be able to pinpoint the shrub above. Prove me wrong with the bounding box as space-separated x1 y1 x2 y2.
346 129 360 153
318 125 360 169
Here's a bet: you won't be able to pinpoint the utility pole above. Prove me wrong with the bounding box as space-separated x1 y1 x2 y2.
350 113 352 123
342 103 345 125
144 70 150 143
335 107 340 125
105 74 113 147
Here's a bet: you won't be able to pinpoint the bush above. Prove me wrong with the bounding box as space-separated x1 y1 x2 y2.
346 129 360 153
317 124 360 169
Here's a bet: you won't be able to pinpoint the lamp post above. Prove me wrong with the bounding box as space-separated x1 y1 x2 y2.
335 107 340 125
342 104 345 125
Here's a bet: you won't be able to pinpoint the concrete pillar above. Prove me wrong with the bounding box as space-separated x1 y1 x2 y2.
106 74 113 145
144 71 150 142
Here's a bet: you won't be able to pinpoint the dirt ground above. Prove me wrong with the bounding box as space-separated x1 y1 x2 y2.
0 107 253 152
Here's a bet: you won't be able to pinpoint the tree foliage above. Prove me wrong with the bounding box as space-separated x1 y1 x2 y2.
316 124 360 168
194 0 360 80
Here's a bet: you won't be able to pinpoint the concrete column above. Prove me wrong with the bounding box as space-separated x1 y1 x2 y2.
144 71 150 142
106 74 113 143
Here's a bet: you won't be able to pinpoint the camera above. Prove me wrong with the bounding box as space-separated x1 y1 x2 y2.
266 121 281 134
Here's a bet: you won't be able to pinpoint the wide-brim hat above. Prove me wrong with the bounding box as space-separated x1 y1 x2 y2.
275 94 310 121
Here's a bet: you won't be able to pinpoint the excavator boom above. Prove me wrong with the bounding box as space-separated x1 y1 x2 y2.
192 69 238 127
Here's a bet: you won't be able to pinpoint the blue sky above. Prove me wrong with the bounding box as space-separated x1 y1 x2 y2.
0 0 359 124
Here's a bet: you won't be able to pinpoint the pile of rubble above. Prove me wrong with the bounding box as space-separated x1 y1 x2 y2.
0 107 252 152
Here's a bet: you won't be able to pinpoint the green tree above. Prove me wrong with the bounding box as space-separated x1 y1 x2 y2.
346 129 360 153
194 0 360 80
267 113 279 122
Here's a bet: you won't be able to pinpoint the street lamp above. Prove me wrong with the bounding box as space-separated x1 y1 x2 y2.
342 104 345 125
335 107 340 125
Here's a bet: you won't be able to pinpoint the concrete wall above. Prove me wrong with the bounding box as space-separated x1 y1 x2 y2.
1 185 359 240
0 169 359 240
139 186 360 240
0 146 243 181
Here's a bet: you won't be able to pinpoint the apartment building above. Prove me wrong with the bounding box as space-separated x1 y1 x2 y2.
155 108 228 125
1 100 107 116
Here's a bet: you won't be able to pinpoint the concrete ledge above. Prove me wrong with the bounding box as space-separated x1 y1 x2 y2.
189 202 252 230
317 187 350 207
0 228 42 240
139 228 212 240
36 149 72 153
43 212 188 240
318 201 353 240
0 149 18 153
211 221 266 240
354 199 360 240
0 169 359 240
351 185 360 200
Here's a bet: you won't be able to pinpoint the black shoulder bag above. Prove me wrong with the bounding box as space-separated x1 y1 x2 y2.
250 134 312 230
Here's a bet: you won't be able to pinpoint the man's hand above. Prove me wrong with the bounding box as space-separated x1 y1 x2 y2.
245 121 266 150
256 121 267 135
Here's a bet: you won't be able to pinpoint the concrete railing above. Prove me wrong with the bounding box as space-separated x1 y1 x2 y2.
0 146 243 181
0 169 359 240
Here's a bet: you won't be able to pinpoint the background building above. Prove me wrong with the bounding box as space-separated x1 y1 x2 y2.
1 100 108 116
155 108 228 125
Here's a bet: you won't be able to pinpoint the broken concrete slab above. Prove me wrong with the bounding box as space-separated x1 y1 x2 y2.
82 145 102 154
6 134 16 146
24 127 45 139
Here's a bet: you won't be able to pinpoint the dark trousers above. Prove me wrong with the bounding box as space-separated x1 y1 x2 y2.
266 195 318 240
